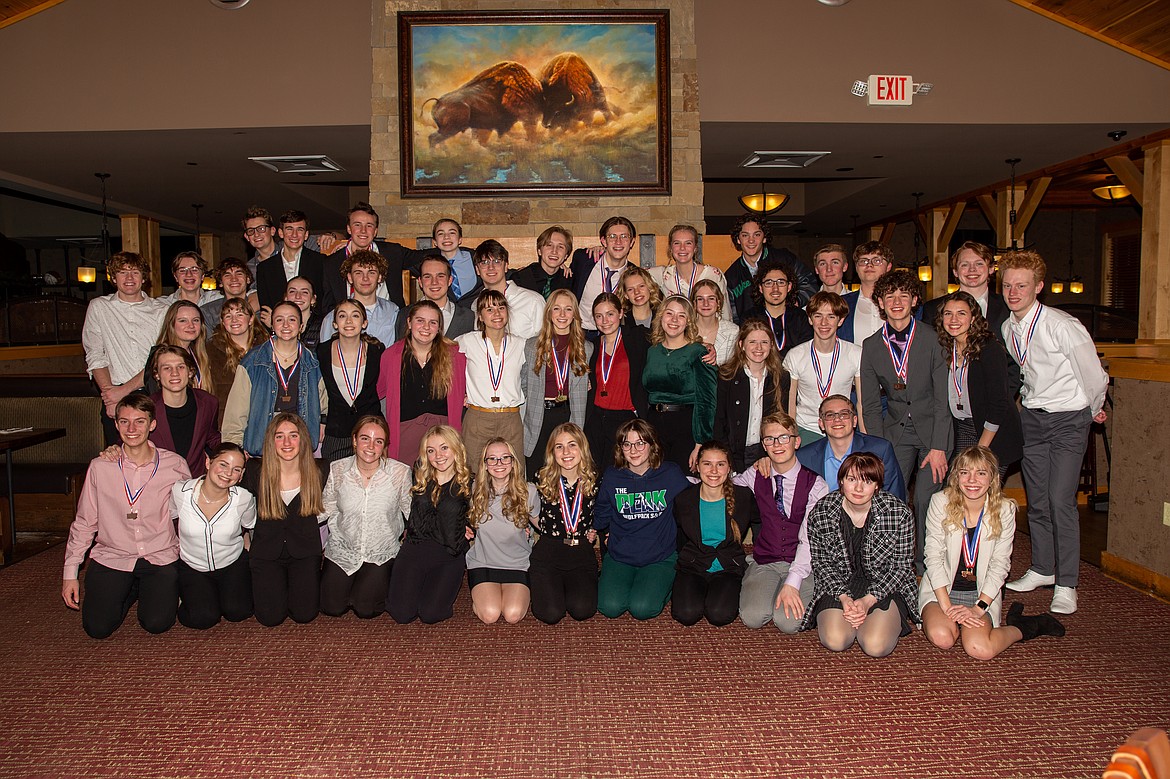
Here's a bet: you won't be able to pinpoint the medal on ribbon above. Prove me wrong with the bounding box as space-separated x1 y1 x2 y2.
120 446 160 521
811 340 841 399
559 477 583 544
187 345 202 389
883 319 915 391
1011 304 1043 367
674 263 698 297
766 310 786 353
598 329 622 398
551 342 570 402
952 342 968 411
487 335 508 403
961 507 983 581
274 340 303 404
337 340 365 407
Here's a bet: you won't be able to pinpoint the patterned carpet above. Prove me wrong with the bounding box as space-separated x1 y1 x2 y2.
1 537 1167 779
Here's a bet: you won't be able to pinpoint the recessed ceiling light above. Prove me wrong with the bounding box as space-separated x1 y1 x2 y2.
872 155 884 159
740 151 830 169
249 155 344 174
186 162 198 166
836 167 854 172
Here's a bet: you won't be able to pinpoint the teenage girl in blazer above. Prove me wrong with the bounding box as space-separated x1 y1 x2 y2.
713 319 787 472
584 292 649 471
671 440 759 626
148 346 220 477
317 300 385 464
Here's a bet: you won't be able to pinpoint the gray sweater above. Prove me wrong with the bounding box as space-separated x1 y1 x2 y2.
465 483 539 572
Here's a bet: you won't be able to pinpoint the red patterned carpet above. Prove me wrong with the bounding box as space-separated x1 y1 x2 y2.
1 537 1167 779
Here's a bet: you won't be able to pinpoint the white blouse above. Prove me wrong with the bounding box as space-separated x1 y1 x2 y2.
320 455 413 575
172 479 257 573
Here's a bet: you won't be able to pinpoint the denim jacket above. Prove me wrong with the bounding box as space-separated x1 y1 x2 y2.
239 339 322 456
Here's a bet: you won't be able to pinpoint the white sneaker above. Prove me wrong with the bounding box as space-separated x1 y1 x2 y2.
1050 586 1077 615
1006 569 1056 592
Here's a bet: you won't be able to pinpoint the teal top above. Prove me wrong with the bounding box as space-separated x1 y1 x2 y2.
699 498 726 573
643 341 718 443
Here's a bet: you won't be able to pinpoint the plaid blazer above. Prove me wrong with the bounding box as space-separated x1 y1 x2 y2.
521 336 593 456
801 489 920 630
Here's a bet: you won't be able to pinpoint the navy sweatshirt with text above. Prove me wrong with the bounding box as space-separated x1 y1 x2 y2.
594 462 690 567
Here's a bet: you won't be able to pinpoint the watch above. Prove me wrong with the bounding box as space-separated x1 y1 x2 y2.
975 599 990 611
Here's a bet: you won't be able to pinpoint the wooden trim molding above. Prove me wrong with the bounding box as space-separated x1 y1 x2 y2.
0 344 84 361
1101 551 1170 603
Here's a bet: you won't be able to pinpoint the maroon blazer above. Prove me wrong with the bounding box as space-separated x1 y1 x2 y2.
149 389 221 477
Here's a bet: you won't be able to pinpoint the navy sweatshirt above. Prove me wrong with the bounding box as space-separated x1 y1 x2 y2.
593 462 690 567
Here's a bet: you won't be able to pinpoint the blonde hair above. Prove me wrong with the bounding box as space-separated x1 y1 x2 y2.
257 413 323 521
719 319 786 410
690 278 725 320
536 423 597 504
157 300 214 395
469 438 531 530
942 446 1014 538
402 301 454 400
617 265 663 316
412 424 471 505
649 295 701 346
532 289 589 377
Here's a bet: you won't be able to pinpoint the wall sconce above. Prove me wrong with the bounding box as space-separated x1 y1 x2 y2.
850 282 861 292
1092 184 1131 202
1049 279 1065 294
77 266 97 284
1069 278 1084 294
946 283 959 294
917 263 932 282
738 184 789 215
201 276 217 291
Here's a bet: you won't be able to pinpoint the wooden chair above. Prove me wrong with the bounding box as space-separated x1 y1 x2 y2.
1103 728 1170 779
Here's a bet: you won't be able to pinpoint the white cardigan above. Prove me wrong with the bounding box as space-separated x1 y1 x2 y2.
917 491 1016 627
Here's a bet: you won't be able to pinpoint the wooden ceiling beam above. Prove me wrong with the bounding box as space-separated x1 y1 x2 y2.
1106 154 1145 205
1006 0 1170 73
1014 176 1053 234
936 202 966 249
0 0 69 31
976 194 997 232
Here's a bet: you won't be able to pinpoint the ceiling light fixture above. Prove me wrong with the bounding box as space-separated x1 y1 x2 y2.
738 183 790 215
1092 184 1131 202
740 151 829 169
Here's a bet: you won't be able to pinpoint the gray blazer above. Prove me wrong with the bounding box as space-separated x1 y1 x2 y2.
859 324 953 454
521 336 593 456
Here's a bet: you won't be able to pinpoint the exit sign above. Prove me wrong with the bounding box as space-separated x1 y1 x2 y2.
867 75 913 106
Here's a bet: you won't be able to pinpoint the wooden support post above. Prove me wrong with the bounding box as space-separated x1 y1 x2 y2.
976 194 997 231
866 225 884 243
198 234 221 268
925 204 964 299
1105 155 1145 206
993 185 1027 252
878 222 896 246
1138 140 1170 343
120 214 161 297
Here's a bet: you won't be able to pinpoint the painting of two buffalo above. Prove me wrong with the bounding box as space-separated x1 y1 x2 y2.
398 11 670 197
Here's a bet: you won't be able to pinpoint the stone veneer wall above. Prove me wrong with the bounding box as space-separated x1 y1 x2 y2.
370 0 702 262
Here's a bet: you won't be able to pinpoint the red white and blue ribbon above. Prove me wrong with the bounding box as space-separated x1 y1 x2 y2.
274 341 303 397
952 342 968 408
550 342 570 397
962 507 984 571
1011 304 1043 366
187 345 202 388
766 311 787 353
599 329 622 389
674 263 698 297
336 340 365 405
559 477 583 536
120 446 160 513
487 335 508 400
811 339 841 399
882 319 916 385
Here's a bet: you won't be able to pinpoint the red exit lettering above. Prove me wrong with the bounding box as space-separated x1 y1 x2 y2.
867 74 913 106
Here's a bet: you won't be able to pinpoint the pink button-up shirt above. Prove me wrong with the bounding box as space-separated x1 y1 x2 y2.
63 446 192 580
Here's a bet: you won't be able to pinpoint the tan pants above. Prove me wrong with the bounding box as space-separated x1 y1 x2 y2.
462 408 524 468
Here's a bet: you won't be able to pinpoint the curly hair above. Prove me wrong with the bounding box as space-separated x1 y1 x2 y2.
870 268 923 313
649 295 701 346
106 251 152 288
751 255 797 308
999 249 1046 284
942 446 1014 538
532 289 589 377
339 249 388 281
730 214 771 252
696 440 741 543
469 438 532 530
412 425 471 505
617 265 663 318
933 291 992 364
536 423 597 504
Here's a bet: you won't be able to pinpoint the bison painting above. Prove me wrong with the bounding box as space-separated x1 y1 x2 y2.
538 53 621 130
424 61 543 146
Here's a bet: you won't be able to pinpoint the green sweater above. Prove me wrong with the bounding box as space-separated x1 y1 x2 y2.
643 342 718 443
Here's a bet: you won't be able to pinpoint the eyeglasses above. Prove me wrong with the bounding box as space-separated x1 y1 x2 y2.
856 257 887 268
477 258 507 266
820 411 854 422
761 434 795 446
484 455 514 466
760 278 790 288
175 267 202 276
243 226 272 236
620 440 648 451
605 233 632 243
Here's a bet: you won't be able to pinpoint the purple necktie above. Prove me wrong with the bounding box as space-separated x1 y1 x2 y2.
774 474 788 521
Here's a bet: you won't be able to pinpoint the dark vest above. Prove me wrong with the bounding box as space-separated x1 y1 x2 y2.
752 465 817 565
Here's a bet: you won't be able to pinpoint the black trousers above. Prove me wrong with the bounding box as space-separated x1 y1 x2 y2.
529 537 598 624
320 558 393 618
526 403 571 481
584 406 636 472
671 569 742 627
177 553 253 629
387 538 465 624
82 558 178 639
250 548 321 627
647 406 696 474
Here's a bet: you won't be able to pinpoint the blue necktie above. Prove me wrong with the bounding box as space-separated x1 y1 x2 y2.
451 258 463 299
774 474 788 520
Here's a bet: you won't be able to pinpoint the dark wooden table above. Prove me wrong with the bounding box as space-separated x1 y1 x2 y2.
0 427 66 564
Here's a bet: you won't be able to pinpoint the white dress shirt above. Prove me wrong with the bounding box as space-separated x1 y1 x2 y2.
158 289 223 307
783 337 863 432
321 456 413 575
172 479 257 573
578 258 630 330
849 293 885 345
502 282 545 340
1003 301 1108 414
82 293 168 386
745 368 766 448
456 332 528 408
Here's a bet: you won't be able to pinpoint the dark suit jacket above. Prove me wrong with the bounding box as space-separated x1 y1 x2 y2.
921 291 1019 398
585 323 649 418
316 338 385 439
860 324 953 454
841 290 923 344
712 369 784 472
321 239 439 313
242 458 327 560
673 484 759 577
796 430 907 502
256 248 325 312
743 304 813 363
148 389 221 477
962 339 1023 467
